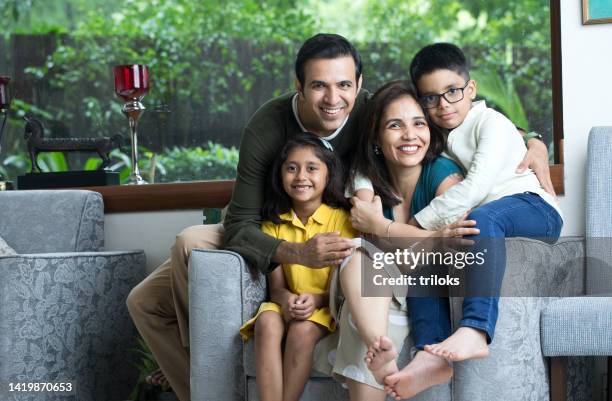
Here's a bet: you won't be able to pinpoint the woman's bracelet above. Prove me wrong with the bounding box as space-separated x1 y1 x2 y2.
385 220 394 238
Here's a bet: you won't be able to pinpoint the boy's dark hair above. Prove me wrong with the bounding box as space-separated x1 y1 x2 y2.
262 132 350 224
409 43 470 91
350 80 446 208
295 33 362 88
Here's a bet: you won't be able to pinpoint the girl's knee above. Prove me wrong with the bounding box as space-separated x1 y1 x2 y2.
255 312 284 340
286 320 324 347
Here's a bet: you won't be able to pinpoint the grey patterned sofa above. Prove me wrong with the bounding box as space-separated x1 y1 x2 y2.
190 235 589 401
0 190 146 401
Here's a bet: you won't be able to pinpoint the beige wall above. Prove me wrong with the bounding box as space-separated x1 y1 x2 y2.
105 210 202 272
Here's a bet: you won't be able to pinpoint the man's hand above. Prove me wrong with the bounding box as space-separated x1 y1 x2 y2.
290 293 316 320
350 195 387 235
274 233 355 268
516 138 556 196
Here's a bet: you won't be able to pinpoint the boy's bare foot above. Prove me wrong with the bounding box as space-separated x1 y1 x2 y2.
364 336 399 384
424 327 489 361
145 369 169 387
383 351 452 400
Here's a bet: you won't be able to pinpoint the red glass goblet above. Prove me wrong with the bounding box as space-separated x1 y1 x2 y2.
113 65 149 185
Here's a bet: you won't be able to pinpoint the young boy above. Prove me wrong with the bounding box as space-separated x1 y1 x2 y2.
378 43 563 400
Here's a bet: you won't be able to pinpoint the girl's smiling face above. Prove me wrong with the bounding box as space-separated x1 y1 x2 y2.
378 94 431 170
281 146 328 209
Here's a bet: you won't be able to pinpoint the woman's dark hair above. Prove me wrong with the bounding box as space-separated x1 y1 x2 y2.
262 132 350 224
350 80 446 208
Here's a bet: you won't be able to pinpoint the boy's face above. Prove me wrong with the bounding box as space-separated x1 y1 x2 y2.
416 69 476 130
296 56 362 137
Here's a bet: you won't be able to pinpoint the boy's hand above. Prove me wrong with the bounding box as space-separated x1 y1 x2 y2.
516 138 556 196
290 293 315 320
281 293 298 323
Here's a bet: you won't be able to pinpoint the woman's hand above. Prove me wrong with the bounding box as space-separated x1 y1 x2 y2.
290 293 316 320
350 195 388 235
435 213 479 238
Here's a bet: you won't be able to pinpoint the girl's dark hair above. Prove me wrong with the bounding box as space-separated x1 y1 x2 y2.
350 80 446 208
262 132 349 224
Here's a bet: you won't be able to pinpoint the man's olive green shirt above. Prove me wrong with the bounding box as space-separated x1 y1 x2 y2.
223 90 368 274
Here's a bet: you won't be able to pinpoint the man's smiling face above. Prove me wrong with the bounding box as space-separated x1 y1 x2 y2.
296 56 362 137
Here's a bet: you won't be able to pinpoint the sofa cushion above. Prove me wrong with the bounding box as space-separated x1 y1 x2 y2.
541 297 612 357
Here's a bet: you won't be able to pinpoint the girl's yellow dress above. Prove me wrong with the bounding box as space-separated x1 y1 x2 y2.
239 204 355 340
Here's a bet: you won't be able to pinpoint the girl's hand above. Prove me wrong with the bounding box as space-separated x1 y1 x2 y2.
350 195 388 235
281 293 298 323
290 293 315 320
435 213 479 238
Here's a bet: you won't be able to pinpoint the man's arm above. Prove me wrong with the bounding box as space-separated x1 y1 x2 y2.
223 125 285 274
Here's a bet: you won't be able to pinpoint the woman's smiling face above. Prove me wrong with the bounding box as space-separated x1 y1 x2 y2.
378 94 431 170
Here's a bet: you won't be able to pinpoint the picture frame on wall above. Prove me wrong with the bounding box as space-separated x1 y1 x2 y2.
582 0 612 25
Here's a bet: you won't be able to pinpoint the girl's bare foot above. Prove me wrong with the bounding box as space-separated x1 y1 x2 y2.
424 327 489 361
383 351 452 400
364 336 399 384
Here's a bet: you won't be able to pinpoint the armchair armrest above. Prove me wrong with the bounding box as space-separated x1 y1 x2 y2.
0 251 146 401
189 249 265 401
541 296 612 357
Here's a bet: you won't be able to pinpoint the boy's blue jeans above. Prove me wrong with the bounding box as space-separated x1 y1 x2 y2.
408 192 563 349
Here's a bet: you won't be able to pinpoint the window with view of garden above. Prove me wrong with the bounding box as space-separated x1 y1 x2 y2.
0 0 554 184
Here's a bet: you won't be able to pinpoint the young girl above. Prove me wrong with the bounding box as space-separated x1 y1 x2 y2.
238 133 355 401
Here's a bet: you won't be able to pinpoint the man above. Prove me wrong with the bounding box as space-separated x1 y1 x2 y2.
127 33 554 401
127 33 365 401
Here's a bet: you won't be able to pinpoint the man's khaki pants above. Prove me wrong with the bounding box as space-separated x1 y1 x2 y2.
127 223 224 401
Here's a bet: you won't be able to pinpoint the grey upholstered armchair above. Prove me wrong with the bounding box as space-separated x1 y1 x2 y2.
542 127 612 401
0 190 146 401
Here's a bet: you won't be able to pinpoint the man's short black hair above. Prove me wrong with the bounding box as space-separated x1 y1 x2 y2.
409 43 470 90
295 33 362 88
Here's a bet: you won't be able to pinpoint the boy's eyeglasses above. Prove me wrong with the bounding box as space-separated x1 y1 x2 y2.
419 81 470 109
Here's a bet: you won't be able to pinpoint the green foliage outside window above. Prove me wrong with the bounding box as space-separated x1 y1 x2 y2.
0 0 554 183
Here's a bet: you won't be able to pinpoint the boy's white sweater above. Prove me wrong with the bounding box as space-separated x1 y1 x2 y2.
415 100 562 231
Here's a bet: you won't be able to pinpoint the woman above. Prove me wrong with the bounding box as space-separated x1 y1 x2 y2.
315 80 478 401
